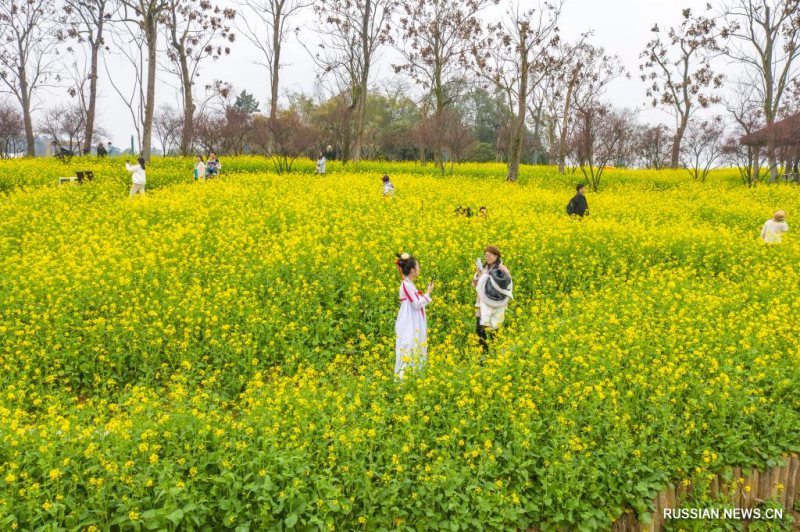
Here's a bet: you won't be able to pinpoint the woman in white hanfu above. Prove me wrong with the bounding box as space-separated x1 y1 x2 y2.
394 253 434 380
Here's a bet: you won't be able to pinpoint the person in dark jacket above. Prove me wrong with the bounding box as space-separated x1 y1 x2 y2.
96 142 108 157
567 184 589 217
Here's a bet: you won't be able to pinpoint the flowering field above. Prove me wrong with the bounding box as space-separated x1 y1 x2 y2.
0 158 799 530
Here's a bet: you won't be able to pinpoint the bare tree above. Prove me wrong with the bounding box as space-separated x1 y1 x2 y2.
310 0 395 163
545 40 625 174
61 46 94 150
104 23 146 152
219 105 252 155
611 109 641 168
361 84 419 160
249 110 316 172
191 79 238 153
193 102 253 155
722 135 761 186
164 0 235 155
640 5 727 168
236 0 312 120
39 102 99 153
526 82 548 164
472 1 561 181
440 107 477 172
0 0 62 156
117 0 170 160
570 103 631 191
779 77 800 116
0 100 26 157
724 78 764 184
635 123 672 169
199 78 237 116
193 110 226 153
725 0 800 181
63 0 116 154
414 107 476 171
154 104 182 154
309 92 351 158
681 116 725 181
394 0 496 172
537 76 562 164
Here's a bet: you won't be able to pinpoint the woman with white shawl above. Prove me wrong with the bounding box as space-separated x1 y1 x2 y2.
472 245 512 354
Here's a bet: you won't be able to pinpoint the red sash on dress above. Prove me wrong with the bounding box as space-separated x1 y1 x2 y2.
401 282 426 318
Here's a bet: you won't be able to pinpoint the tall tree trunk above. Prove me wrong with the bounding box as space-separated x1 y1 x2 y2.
351 0 371 163
178 52 194 156
767 132 777 182
761 16 778 183
433 105 445 175
351 94 365 162
507 115 523 182
433 61 445 174
83 21 104 155
340 114 352 164
83 46 100 154
670 116 688 169
142 15 157 161
530 104 542 166
270 10 280 121
507 42 528 183
21 99 35 157
19 68 35 157
751 149 760 184
557 79 575 174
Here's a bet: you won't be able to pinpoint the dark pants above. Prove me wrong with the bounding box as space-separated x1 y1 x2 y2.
476 317 493 353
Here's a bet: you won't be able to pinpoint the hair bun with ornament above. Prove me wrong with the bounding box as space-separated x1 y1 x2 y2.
395 252 417 276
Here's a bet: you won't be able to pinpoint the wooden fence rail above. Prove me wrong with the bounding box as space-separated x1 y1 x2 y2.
612 454 800 531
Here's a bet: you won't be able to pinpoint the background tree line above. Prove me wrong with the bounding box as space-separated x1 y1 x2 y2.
0 0 798 183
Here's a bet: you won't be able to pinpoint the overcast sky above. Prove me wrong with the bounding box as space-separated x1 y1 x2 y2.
32 0 742 151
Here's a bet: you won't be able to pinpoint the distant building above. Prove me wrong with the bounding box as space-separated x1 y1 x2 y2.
34 135 53 157
740 113 800 175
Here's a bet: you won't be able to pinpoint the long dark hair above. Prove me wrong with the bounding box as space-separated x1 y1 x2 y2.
137 157 146 170
395 253 418 277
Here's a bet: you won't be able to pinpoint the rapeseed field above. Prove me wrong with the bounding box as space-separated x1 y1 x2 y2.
0 158 798 529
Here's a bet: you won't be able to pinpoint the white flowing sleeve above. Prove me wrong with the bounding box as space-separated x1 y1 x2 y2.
401 281 430 310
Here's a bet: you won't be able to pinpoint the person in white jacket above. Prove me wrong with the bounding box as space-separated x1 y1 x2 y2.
126 157 146 197
394 253 434 380
194 154 206 181
382 174 395 197
761 210 788 243
472 245 512 354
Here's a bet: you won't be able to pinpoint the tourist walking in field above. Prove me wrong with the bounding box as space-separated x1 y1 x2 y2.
194 155 206 181
96 142 108 157
382 174 395 197
395 253 434 380
473 245 512 354
206 152 221 177
316 153 327 174
761 210 789 243
454 206 473 217
126 157 146 197
567 184 589 217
